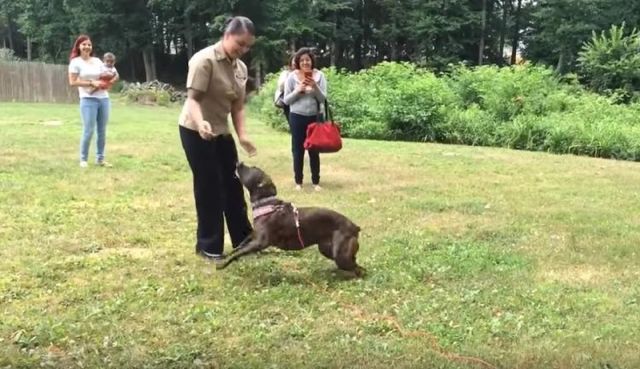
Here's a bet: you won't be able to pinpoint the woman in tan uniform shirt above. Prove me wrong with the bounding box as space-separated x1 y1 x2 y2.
178 16 257 262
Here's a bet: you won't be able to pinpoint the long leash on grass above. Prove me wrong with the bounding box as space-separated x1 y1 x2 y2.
299 274 497 369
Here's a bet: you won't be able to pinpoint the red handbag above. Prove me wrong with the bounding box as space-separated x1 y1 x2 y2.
304 99 342 153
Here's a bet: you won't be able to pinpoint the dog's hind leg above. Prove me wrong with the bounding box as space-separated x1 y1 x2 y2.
216 239 268 270
348 237 365 277
333 234 363 277
317 242 334 260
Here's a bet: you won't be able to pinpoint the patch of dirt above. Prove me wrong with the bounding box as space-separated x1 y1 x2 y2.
539 265 610 285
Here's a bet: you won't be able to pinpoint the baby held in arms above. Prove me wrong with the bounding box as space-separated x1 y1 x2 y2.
90 52 119 94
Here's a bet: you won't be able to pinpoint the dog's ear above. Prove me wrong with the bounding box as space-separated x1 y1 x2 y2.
255 175 277 197
257 175 274 188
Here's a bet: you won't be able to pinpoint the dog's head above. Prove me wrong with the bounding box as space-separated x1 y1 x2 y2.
236 162 277 202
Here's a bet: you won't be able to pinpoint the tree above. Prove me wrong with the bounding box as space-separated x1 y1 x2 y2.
577 23 640 101
524 0 612 73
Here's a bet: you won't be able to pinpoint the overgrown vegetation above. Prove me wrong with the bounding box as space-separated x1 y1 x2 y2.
256 62 640 161
0 47 20 61
120 80 186 106
578 23 640 102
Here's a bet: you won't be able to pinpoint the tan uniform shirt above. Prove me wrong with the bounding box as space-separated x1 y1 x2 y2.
178 41 248 135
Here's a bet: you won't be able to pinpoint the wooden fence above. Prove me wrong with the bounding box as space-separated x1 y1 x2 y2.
0 62 77 103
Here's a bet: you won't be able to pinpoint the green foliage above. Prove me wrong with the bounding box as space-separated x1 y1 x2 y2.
4 0 640 98
323 66 390 140
436 105 498 146
0 48 20 61
122 89 171 107
448 64 576 121
578 23 640 102
251 61 640 161
110 79 125 93
253 71 288 131
378 65 456 142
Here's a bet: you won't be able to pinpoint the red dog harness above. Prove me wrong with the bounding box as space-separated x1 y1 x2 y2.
251 204 281 219
291 204 305 248
251 196 279 220
251 198 305 248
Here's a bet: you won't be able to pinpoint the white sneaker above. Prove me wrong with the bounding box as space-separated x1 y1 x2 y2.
295 184 302 191
314 185 322 191
79 161 88 168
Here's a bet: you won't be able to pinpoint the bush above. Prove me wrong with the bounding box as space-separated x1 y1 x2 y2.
329 62 457 141
382 75 456 141
578 23 640 102
249 61 640 161
447 63 572 121
122 89 171 106
120 80 184 106
437 105 498 146
110 80 125 93
254 72 288 132
495 114 552 151
0 48 20 62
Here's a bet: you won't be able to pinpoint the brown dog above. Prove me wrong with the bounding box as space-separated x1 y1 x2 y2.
216 162 364 277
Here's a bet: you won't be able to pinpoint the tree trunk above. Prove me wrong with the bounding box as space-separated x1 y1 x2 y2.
184 17 194 59
254 63 261 90
354 36 363 70
499 0 509 65
7 20 14 51
143 48 157 81
290 38 296 54
478 0 487 65
164 27 170 55
330 12 338 67
130 53 137 81
186 33 194 59
26 36 32 61
330 39 337 67
510 0 522 65
555 50 566 74
353 0 364 70
390 39 398 61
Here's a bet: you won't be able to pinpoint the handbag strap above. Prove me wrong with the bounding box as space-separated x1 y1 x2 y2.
315 98 333 123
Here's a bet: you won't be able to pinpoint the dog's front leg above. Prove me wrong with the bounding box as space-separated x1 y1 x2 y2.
228 233 254 256
216 238 268 270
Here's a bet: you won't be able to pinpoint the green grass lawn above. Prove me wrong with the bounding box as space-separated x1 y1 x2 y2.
1 100 639 369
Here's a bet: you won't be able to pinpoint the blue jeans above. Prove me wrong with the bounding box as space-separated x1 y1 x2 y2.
79 97 110 162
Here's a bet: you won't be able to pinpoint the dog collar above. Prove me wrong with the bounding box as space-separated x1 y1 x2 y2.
251 196 277 208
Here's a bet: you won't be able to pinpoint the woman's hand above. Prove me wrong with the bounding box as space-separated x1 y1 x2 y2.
304 76 316 89
296 82 307 93
238 135 257 157
197 120 217 141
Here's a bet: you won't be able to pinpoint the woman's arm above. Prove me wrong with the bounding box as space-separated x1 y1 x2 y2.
110 68 120 84
68 72 97 88
274 71 286 101
183 88 215 140
311 71 327 102
231 97 257 156
283 73 304 105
